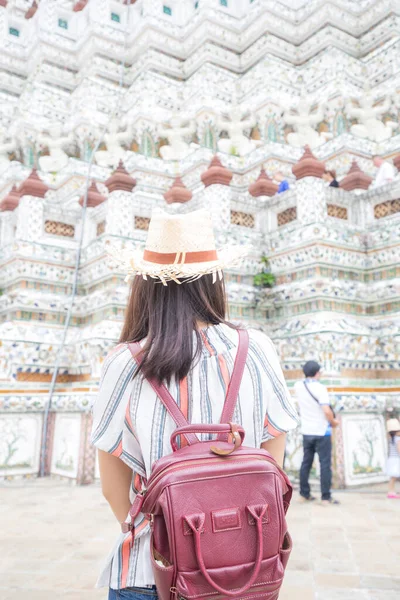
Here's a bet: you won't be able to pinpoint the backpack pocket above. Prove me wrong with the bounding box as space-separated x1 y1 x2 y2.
279 531 292 570
150 535 174 600
176 553 284 600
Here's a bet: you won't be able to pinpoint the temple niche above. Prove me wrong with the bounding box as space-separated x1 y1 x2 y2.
140 130 157 157
201 122 217 151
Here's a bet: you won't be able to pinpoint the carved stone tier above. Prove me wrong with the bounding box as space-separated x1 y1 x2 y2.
105 161 136 193
25 1 38 19
249 168 278 197
292 145 325 179
164 177 193 204
340 160 372 191
0 185 20 211
79 182 106 208
201 156 233 187
18 169 49 198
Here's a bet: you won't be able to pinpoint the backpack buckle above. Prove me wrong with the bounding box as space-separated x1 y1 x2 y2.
121 521 134 534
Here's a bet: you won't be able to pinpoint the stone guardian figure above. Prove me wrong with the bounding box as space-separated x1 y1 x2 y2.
38 123 74 172
346 86 397 143
283 94 331 149
158 114 196 161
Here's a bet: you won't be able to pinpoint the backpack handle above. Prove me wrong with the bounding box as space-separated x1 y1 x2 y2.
171 423 245 452
185 504 267 597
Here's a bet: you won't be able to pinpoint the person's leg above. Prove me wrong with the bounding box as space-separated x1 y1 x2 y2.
388 477 396 494
108 589 118 600
317 435 332 501
299 435 316 499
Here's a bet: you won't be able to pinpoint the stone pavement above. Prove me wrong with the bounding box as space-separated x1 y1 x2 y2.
0 480 399 600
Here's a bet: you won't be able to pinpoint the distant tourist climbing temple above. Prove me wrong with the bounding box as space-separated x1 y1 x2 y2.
0 0 399 486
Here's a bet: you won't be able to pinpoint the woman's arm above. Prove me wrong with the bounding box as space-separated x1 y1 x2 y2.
98 450 133 523
261 433 286 468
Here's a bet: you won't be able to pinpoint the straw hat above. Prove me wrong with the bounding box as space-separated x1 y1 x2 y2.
108 208 248 285
387 418 400 433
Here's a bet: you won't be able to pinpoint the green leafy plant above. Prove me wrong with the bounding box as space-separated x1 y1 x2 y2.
253 255 276 289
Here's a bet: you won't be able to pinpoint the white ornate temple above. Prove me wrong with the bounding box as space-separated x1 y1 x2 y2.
0 0 399 486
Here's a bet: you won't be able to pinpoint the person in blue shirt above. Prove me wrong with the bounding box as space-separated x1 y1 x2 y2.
275 171 290 193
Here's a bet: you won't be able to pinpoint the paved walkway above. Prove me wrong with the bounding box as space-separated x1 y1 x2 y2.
0 480 399 599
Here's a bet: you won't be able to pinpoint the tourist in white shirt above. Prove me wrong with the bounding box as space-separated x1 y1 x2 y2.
372 156 396 188
295 361 340 505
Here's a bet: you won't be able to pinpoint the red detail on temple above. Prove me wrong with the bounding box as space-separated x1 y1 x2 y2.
249 168 278 197
105 161 136 193
0 185 21 211
164 177 193 204
19 169 49 198
292 145 325 180
340 160 372 191
79 182 106 207
201 155 233 187
25 1 38 19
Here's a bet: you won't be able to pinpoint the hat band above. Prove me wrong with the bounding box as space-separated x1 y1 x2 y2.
143 249 218 265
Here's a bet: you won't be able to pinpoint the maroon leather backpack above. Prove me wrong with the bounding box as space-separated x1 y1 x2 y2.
126 330 292 600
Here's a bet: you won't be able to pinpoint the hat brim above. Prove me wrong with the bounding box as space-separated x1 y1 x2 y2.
107 244 249 285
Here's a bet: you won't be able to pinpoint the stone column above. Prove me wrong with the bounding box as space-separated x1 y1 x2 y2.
249 168 278 234
201 155 233 242
15 170 49 241
104 161 137 236
79 181 106 245
0 185 20 245
292 145 326 225
76 412 96 485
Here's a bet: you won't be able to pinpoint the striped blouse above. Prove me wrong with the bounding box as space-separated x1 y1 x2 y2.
91 324 299 590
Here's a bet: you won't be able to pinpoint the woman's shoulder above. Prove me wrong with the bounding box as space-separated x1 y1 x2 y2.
100 343 136 378
247 327 277 352
213 324 276 354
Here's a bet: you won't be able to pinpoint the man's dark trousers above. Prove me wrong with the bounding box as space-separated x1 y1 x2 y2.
300 434 332 500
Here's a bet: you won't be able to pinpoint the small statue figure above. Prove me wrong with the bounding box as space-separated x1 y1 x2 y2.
217 102 257 156
158 114 196 161
346 86 397 142
0 125 17 169
38 123 74 172
283 94 331 149
95 118 133 168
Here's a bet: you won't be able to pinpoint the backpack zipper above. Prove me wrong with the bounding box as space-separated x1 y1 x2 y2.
145 454 287 506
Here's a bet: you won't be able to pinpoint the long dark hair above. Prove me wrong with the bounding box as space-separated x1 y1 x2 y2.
119 274 233 383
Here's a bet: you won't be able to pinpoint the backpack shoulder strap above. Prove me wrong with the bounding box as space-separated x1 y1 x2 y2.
128 342 199 445
217 329 249 441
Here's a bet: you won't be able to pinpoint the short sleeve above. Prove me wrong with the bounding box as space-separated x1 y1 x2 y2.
315 384 330 406
91 344 146 477
248 330 299 442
